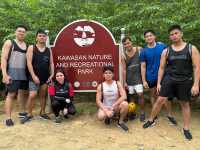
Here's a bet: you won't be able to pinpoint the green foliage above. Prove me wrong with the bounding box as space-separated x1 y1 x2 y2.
0 0 199 93
0 0 200 48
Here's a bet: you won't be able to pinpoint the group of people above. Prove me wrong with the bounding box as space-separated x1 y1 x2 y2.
96 25 200 140
1 24 199 141
1 25 76 126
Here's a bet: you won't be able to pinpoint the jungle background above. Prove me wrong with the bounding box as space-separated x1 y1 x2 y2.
0 1 200 149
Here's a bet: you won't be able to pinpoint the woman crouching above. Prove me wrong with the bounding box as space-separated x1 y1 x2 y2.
48 69 76 123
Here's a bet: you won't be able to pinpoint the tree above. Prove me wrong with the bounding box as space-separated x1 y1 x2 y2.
0 0 200 48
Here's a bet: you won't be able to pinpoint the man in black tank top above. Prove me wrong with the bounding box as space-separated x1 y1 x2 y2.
21 29 54 124
1 25 28 126
143 25 200 140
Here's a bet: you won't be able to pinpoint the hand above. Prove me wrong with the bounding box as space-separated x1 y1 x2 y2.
157 83 161 94
33 75 40 85
104 108 114 118
191 84 199 96
143 81 149 89
46 76 53 84
112 103 118 111
2 74 11 84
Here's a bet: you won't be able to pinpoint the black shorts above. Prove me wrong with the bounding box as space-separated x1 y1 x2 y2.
6 80 28 92
159 75 193 101
147 80 157 88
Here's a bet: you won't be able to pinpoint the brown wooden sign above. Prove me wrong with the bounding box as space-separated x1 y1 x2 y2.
51 20 119 92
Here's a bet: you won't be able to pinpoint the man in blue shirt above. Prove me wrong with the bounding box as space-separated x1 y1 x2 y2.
140 29 176 125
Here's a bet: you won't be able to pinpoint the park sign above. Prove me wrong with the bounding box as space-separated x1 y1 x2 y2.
51 20 120 92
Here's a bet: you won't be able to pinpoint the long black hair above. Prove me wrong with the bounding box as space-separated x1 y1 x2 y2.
54 68 69 85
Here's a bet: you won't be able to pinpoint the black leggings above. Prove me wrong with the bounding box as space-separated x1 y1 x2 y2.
51 100 76 117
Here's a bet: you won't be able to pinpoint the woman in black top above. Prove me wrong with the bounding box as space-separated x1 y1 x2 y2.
49 69 76 123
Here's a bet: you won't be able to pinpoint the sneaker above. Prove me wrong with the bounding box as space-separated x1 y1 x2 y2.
140 113 145 122
123 116 128 123
20 116 33 124
183 129 192 140
167 116 177 126
64 114 68 119
55 116 62 124
117 122 129 132
18 112 28 118
129 113 136 120
112 113 120 121
40 114 50 120
143 120 155 128
104 117 111 125
5 119 14 126
153 116 158 122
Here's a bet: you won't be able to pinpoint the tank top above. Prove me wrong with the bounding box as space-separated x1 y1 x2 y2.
7 40 27 80
125 48 142 85
166 43 193 81
30 45 50 84
102 81 119 107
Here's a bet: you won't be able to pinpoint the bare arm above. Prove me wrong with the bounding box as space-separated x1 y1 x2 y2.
121 56 127 87
141 62 149 88
141 62 146 83
113 81 127 107
48 48 54 81
96 84 106 111
26 45 40 84
191 45 200 95
191 46 200 85
1 40 12 84
26 45 35 78
157 49 167 85
157 49 167 93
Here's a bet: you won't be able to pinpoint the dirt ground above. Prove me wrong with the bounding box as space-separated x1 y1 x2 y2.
0 99 200 150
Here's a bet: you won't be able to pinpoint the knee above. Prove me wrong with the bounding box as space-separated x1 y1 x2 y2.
156 97 166 105
7 92 16 99
138 93 143 97
120 101 128 109
97 110 106 121
29 93 37 100
180 102 190 108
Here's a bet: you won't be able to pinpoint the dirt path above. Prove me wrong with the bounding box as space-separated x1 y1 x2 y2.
0 101 200 150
